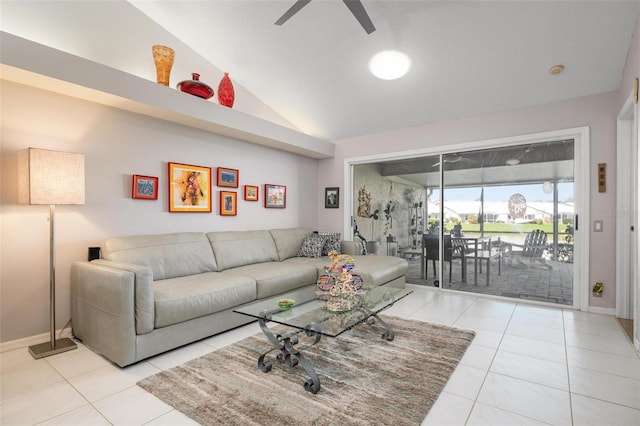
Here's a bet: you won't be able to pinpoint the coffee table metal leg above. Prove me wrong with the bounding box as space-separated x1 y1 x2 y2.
256 312 322 394
365 314 395 341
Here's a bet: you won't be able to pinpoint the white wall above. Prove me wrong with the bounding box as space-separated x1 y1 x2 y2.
317 91 618 310
0 81 318 342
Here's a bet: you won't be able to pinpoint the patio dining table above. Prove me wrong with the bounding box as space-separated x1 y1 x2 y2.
454 236 501 285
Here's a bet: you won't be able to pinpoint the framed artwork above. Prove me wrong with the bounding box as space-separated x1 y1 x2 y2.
244 185 259 201
168 162 212 212
132 175 158 200
220 191 237 216
217 167 239 188
264 184 286 208
325 187 339 208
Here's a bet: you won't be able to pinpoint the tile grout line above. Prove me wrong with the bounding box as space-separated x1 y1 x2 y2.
563 308 576 426
42 354 114 426
462 297 515 425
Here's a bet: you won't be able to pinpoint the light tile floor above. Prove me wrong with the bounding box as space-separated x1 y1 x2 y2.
1 285 639 425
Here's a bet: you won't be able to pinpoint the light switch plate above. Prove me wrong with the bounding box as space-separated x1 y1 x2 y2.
593 220 603 232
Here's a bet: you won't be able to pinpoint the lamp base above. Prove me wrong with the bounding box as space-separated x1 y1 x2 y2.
28 337 77 359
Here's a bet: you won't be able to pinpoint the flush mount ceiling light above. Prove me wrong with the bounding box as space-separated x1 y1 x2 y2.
369 50 411 80
506 146 532 166
549 64 565 75
505 158 521 166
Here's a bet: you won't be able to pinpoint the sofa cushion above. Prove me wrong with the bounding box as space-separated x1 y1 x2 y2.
270 227 312 260
153 272 256 328
297 234 325 258
350 255 409 289
102 233 217 280
207 230 278 271
222 262 318 299
317 232 342 255
284 255 408 290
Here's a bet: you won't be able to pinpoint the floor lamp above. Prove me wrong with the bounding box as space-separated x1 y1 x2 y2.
18 148 85 359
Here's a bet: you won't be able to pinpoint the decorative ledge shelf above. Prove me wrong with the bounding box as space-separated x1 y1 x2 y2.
0 32 334 159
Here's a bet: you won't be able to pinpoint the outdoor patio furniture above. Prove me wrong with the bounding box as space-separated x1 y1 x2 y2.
462 236 501 285
423 235 461 283
492 239 513 267
511 229 553 270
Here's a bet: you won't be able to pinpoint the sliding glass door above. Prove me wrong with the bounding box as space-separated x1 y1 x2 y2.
439 141 575 305
349 130 586 308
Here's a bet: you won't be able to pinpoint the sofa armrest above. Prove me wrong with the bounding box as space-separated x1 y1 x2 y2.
90 259 155 335
341 240 362 255
71 261 135 366
72 260 155 337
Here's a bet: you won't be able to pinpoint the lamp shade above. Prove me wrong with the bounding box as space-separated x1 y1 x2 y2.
18 148 85 205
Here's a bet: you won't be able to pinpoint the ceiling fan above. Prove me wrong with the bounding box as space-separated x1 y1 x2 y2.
432 154 477 168
275 0 376 34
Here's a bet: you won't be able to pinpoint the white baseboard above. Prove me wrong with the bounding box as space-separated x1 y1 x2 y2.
0 328 73 353
587 306 616 316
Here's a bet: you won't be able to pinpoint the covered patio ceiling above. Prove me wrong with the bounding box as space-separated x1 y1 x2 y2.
378 139 574 188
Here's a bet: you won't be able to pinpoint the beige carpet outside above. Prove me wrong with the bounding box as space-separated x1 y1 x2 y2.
137 316 475 426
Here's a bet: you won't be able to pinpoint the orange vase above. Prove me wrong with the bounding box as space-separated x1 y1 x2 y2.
218 72 235 108
152 45 174 86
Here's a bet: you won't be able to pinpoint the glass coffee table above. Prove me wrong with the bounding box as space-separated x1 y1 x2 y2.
233 286 413 394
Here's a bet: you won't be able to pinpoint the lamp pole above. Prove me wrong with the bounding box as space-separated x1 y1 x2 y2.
28 204 77 358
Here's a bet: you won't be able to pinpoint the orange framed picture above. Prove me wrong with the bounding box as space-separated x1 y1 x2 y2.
244 185 259 201
220 191 237 216
132 175 158 200
217 167 239 188
168 162 212 212
264 184 286 208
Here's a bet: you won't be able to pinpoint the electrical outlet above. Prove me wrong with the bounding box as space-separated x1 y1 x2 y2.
593 220 603 232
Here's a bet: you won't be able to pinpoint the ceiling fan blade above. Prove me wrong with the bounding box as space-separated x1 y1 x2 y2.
432 154 465 168
274 0 312 26
343 0 376 34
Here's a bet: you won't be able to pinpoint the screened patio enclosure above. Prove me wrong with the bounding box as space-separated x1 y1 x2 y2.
369 139 576 305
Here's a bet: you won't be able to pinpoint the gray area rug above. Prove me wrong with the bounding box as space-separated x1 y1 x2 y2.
137 316 475 426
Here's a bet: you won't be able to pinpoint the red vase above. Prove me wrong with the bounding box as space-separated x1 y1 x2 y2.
176 73 214 99
218 72 235 108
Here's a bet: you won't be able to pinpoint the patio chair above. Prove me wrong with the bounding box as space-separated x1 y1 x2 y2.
423 235 460 282
511 229 553 270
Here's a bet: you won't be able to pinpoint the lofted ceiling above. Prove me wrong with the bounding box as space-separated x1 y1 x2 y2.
1 1 639 142
130 0 640 140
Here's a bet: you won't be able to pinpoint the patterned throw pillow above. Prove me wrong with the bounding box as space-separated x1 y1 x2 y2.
317 232 342 256
297 235 325 258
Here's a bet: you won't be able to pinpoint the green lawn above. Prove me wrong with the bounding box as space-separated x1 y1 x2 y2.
454 223 572 236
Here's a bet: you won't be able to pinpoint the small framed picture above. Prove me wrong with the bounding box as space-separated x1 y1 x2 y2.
264 184 286 208
220 191 237 216
244 185 259 201
217 167 239 188
132 175 158 200
168 162 212 213
325 187 339 208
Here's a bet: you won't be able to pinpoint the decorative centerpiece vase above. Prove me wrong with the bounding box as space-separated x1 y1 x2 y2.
217 72 235 107
177 73 214 99
316 251 364 312
151 45 174 86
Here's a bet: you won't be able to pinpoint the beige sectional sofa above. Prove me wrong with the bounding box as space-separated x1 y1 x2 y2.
70 228 408 367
